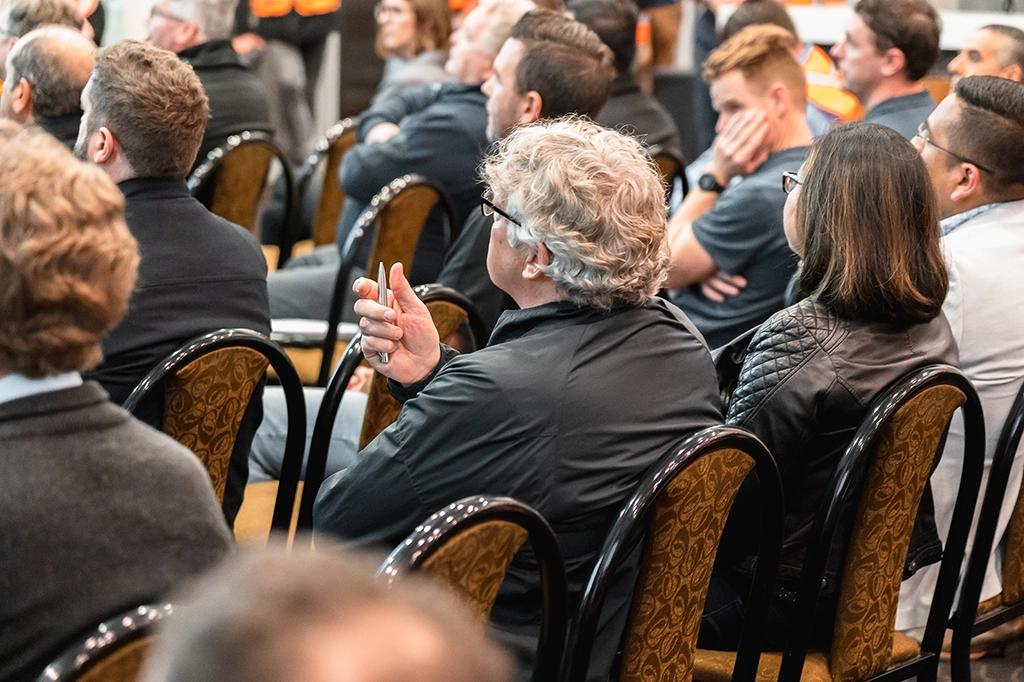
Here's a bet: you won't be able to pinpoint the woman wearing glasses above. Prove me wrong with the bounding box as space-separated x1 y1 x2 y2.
701 122 956 650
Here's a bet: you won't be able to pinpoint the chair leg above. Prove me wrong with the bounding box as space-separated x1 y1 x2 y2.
949 628 973 682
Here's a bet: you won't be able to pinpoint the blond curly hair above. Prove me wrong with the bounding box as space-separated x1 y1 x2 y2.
481 116 669 310
0 121 138 377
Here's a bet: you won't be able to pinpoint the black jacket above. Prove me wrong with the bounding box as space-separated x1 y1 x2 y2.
597 74 682 152
178 40 274 168
234 2 340 46
0 383 232 680
315 298 722 679
715 297 957 639
37 112 82 150
86 177 270 524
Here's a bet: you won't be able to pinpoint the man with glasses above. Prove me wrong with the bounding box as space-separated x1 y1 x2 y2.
147 0 272 169
898 75 1024 650
830 0 940 140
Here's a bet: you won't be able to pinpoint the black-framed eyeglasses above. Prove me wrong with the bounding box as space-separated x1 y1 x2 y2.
782 170 803 194
915 122 993 175
481 192 522 227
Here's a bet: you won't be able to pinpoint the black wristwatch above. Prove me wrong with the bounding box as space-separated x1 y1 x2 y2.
698 172 726 194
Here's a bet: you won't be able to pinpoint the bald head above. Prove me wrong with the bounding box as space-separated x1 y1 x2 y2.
2 25 94 125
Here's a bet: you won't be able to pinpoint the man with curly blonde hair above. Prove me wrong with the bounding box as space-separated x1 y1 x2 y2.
315 117 722 679
0 122 231 680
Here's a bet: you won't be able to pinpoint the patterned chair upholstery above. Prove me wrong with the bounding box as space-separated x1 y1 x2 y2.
123 329 307 537
563 426 783 682
949 378 1024 682
37 604 171 682
187 131 297 268
296 285 488 531
298 118 357 249
649 144 689 200
379 496 567 682
692 366 985 682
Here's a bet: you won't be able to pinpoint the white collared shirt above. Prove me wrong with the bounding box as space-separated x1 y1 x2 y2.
0 372 83 407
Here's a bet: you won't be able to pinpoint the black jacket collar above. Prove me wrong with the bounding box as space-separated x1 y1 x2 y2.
117 177 191 200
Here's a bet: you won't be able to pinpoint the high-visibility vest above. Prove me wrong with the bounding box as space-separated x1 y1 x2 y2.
249 0 341 18
78 0 99 18
802 44 864 122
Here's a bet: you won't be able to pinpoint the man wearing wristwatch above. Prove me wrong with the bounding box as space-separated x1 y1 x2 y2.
666 24 812 348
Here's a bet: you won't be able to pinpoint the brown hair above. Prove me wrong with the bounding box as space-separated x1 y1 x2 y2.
374 0 451 58
720 0 798 44
948 75 1024 192
0 0 80 38
0 121 137 377
854 0 940 82
703 24 806 107
796 122 946 324
86 41 210 178
142 543 511 682
509 8 615 120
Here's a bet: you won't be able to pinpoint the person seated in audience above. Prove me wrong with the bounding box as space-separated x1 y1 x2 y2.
0 0 82 82
77 41 270 527
249 7 615 492
666 24 811 348
898 76 1024 650
141 545 510 682
266 0 534 321
830 0 940 140
146 0 274 169
719 0 862 136
702 122 955 650
569 0 682 152
314 117 723 678
947 24 1024 86
374 0 455 102
0 122 232 681
0 25 94 148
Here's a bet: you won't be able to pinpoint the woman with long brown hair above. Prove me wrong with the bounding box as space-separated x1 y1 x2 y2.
374 0 454 99
701 122 956 649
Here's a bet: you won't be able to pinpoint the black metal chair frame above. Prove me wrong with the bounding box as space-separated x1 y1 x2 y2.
949 379 1024 682
36 603 172 681
314 173 458 386
297 284 488 531
378 495 568 682
774 365 984 682
561 425 783 682
649 143 690 200
186 130 299 267
294 117 356 243
122 329 307 534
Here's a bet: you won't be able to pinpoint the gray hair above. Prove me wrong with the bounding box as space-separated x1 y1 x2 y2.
0 0 79 37
168 0 238 41
9 25 93 118
481 116 670 310
475 0 535 56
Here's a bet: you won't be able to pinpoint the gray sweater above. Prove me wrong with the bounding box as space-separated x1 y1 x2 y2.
0 382 233 680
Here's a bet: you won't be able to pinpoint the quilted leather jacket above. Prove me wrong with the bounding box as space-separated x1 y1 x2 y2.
714 297 957 622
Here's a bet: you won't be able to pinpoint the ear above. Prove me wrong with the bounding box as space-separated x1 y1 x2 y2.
519 90 543 125
950 163 985 204
766 82 789 119
91 126 118 165
11 77 31 117
522 241 552 280
1003 64 1023 83
879 47 907 79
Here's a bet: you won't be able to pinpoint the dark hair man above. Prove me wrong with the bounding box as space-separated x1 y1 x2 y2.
948 24 1024 86
830 0 940 139
0 25 94 148
76 40 270 526
899 77 1024 646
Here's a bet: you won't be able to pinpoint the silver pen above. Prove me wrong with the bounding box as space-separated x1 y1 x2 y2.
377 262 389 364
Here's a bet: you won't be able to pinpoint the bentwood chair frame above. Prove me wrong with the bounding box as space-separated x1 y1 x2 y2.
724 365 982 682
295 118 358 250
36 603 172 681
561 425 784 682
123 329 306 534
379 495 568 682
296 284 488 531
313 173 458 386
649 143 690 201
949 378 1024 682
187 131 299 266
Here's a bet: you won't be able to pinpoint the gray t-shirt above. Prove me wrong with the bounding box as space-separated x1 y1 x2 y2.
672 146 808 348
865 90 935 140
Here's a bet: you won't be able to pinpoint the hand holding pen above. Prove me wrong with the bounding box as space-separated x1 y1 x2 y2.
351 262 441 385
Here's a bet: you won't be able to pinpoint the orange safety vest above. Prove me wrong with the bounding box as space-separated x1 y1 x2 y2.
249 0 341 18
802 44 864 122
